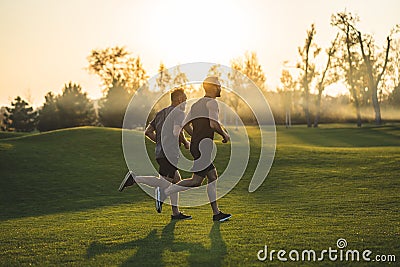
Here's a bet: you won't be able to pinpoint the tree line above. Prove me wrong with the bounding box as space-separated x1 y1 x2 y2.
278 11 399 127
1 11 399 132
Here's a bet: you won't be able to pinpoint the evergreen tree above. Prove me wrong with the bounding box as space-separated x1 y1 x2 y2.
2 96 38 132
37 92 60 132
56 82 96 128
98 79 131 128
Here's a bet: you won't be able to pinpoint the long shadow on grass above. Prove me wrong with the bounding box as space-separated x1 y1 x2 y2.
87 221 227 266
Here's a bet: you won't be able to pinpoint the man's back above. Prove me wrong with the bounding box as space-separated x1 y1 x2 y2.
150 106 184 159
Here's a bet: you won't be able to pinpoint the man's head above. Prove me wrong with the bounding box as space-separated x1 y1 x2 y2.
171 88 187 110
203 76 222 98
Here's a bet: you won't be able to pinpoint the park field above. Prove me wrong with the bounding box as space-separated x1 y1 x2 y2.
0 125 399 266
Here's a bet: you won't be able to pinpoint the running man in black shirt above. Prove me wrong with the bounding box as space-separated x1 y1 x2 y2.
118 88 192 220
156 77 232 222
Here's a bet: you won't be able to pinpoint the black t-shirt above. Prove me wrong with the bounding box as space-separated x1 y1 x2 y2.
187 97 216 159
149 105 185 160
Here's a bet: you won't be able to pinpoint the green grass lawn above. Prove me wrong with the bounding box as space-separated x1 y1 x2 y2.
0 131 29 140
0 125 399 266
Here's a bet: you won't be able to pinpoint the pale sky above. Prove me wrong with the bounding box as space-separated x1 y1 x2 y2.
0 0 399 107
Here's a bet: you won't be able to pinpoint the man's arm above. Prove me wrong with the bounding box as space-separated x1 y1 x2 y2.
183 124 193 136
173 125 190 149
144 124 156 143
181 110 193 137
210 120 230 143
206 100 230 143
173 111 190 148
179 131 190 149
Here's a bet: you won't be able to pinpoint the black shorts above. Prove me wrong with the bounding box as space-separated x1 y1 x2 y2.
190 144 215 178
156 158 177 178
193 163 216 178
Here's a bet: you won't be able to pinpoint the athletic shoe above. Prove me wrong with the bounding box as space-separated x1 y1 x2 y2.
171 212 192 220
118 171 136 192
155 187 162 213
213 211 232 222
155 187 167 213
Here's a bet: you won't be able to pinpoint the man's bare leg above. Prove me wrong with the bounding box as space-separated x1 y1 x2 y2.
170 171 181 216
206 168 220 215
164 174 204 196
119 172 170 192
133 175 171 189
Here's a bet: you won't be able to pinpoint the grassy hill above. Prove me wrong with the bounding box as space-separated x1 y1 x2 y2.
0 125 399 266
0 131 28 139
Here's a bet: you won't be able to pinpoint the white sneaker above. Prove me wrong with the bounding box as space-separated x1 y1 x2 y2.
118 171 136 192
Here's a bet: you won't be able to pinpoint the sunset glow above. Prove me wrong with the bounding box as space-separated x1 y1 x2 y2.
0 0 399 106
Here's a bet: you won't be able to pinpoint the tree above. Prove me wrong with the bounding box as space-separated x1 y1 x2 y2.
388 84 400 106
2 96 38 132
154 62 173 109
356 29 392 124
131 83 156 128
297 24 320 127
156 62 172 93
231 51 267 93
278 69 296 128
229 53 267 125
332 11 363 127
172 65 192 92
207 64 223 81
57 82 96 128
37 92 60 132
226 66 244 127
88 46 149 128
313 34 339 127
0 107 6 131
98 79 131 128
87 46 148 94
387 38 400 106
207 64 231 125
